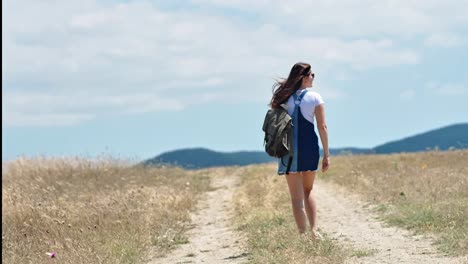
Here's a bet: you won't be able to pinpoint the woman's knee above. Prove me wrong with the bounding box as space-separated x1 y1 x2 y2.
303 185 313 195
290 197 304 209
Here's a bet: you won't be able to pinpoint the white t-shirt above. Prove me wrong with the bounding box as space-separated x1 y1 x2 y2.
286 89 324 124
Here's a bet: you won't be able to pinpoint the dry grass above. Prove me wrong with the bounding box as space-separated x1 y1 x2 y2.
321 150 468 256
233 165 349 264
2 156 211 264
4 150 465 263
231 150 468 262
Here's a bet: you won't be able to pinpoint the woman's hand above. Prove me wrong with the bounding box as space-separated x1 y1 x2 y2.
322 156 330 172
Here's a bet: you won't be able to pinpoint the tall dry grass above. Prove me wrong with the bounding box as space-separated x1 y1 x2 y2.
2 157 211 264
233 166 349 264
321 150 468 255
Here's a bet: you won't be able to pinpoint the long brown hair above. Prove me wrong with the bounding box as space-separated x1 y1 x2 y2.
270 62 311 109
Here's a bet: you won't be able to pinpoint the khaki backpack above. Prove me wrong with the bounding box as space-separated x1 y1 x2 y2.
262 90 307 174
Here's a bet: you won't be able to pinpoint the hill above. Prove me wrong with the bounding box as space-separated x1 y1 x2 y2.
143 123 468 169
373 123 468 153
143 148 273 169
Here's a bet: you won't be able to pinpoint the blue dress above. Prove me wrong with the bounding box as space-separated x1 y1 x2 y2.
277 90 320 175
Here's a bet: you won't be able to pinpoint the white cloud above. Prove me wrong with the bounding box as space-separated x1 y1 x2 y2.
430 83 466 96
4 112 95 127
202 78 225 87
424 33 464 47
400 89 416 101
191 0 468 37
2 92 186 126
3 0 467 127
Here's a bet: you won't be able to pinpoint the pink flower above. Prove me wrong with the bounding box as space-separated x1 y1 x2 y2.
46 252 57 258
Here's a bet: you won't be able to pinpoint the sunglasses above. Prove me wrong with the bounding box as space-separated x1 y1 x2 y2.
304 71 315 78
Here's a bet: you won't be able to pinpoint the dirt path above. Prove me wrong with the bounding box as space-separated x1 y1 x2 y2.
148 168 466 264
315 181 467 264
150 168 247 264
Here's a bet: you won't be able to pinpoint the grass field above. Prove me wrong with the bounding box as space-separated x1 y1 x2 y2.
232 166 350 264
321 150 468 256
232 150 467 263
3 150 466 263
2 157 210 264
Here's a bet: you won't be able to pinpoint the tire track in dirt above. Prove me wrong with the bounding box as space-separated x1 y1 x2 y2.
315 181 467 264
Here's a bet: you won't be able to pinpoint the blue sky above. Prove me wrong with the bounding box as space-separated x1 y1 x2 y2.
3 0 468 162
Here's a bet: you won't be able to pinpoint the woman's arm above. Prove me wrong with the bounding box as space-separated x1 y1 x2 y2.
315 104 329 172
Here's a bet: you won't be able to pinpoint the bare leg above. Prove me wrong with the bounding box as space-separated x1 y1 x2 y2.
302 171 318 237
285 172 307 233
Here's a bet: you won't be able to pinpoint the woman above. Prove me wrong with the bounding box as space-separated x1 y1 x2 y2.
270 62 330 239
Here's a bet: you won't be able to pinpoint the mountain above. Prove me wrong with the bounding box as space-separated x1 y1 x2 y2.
143 148 273 169
373 123 468 153
143 123 468 169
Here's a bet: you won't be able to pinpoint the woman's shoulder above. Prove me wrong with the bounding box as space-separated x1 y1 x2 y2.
304 89 322 99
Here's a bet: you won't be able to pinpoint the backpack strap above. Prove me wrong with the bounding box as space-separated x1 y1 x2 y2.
285 89 307 175
285 156 293 175
280 103 288 111
293 89 308 106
